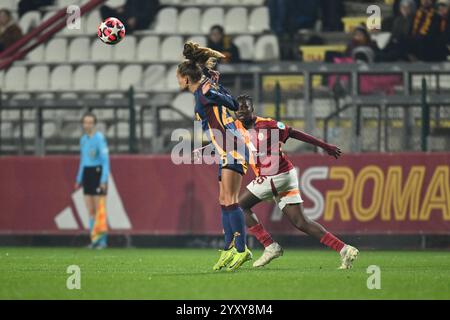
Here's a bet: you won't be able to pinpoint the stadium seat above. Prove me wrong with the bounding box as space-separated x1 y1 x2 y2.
73 65 96 91
242 0 264 4
19 11 41 34
21 123 36 139
45 38 68 62
85 10 102 36
166 64 181 91
185 35 207 46
108 123 129 138
160 36 183 62
68 37 91 62
342 17 367 33
4 67 27 92
114 35 136 61
27 66 50 91
0 122 13 138
104 0 126 7
234 35 255 60
172 92 195 118
154 7 178 33
137 36 160 62
50 65 72 91
254 35 279 61
248 6 269 33
224 7 248 34
57 0 81 7
300 45 346 62
43 122 57 139
96 65 120 91
26 45 45 62
120 65 143 90
177 8 201 34
201 7 224 34
91 39 114 61
0 70 4 88
143 65 167 91
0 0 17 10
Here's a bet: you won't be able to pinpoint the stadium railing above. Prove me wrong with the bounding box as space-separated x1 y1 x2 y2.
1 62 450 155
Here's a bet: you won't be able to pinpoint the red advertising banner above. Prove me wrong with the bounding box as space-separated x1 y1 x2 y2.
0 153 449 235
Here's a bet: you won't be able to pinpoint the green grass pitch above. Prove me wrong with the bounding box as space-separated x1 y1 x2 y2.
0 247 449 299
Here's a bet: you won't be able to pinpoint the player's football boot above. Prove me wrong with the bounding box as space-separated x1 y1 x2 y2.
213 247 237 271
226 247 253 271
253 242 284 267
339 245 359 269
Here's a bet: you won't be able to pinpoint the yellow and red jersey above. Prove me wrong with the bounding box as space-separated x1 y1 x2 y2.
235 117 294 177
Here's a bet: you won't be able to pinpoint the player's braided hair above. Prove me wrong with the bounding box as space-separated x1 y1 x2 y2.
178 41 225 83
236 94 253 109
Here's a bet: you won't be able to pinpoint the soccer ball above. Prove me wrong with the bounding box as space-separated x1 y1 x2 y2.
97 17 126 45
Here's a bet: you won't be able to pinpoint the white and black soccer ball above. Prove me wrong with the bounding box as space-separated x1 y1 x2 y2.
97 17 126 45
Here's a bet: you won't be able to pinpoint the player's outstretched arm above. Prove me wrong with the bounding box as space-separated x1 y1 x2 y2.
201 81 239 111
288 128 342 159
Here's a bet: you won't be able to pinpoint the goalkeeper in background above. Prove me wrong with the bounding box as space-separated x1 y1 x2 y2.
74 112 110 249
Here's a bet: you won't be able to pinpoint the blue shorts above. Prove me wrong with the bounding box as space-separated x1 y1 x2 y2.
217 153 247 181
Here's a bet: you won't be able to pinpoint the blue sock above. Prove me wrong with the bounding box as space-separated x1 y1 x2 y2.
89 217 94 233
225 204 247 253
99 234 108 247
221 207 234 250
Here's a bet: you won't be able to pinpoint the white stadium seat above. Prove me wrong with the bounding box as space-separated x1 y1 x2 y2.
185 35 207 47
254 35 279 61
91 39 114 62
85 10 102 36
43 122 57 139
172 92 195 118
160 36 183 62
234 35 255 60
104 0 126 7
27 66 50 91
120 65 143 90
5 66 27 92
96 65 120 91
177 8 201 34
0 0 17 10
19 11 41 34
45 38 68 62
114 35 136 61
22 123 36 139
248 6 270 33
50 65 72 91
26 45 45 62
68 37 91 62
57 0 81 7
73 65 96 91
166 64 180 91
137 36 160 62
143 65 166 91
154 7 178 33
201 7 224 34
225 7 248 34
243 0 264 5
